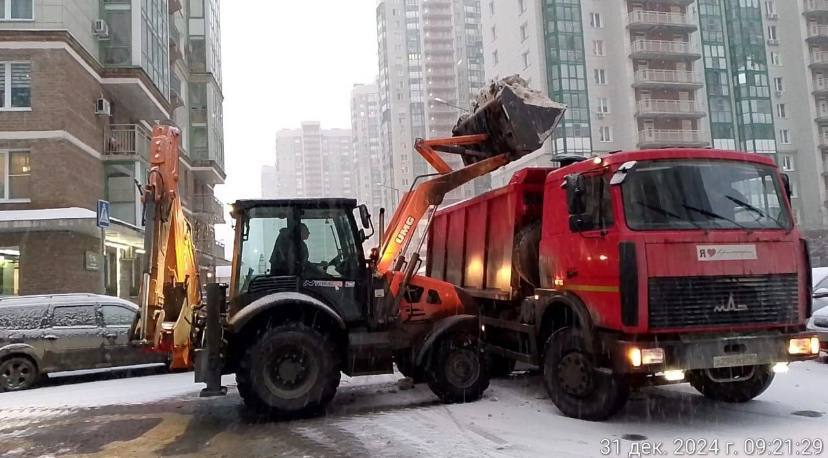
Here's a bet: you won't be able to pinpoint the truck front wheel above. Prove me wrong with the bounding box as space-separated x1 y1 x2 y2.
426 331 490 403
542 328 629 421
687 365 774 403
236 323 341 418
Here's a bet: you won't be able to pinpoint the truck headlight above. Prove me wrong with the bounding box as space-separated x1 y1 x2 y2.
628 347 665 367
788 337 820 355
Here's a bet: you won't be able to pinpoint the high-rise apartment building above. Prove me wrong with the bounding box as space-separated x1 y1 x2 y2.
376 0 487 211
483 0 827 242
262 122 354 200
0 0 225 298
350 83 384 217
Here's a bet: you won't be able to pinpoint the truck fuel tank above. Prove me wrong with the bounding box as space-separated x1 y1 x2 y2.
452 75 566 165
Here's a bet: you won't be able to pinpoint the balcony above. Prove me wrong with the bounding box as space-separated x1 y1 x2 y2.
635 99 706 118
627 10 697 32
639 0 695 5
632 69 703 89
103 124 150 161
811 51 828 69
638 129 707 148
190 148 226 185
630 40 700 60
213 241 227 260
816 109 828 124
807 24 828 43
193 193 225 224
804 0 828 18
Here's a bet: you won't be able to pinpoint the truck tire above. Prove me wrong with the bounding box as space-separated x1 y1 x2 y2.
0 355 39 392
394 351 425 383
426 331 490 403
542 328 629 421
487 354 517 378
236 323 340 418
687 365 774 403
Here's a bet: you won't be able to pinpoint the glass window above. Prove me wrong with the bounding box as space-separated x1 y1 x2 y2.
51 305 97 327
299 208 360 279
238 206 292 292
0 304 46 329
8 151 30 199
101 305 135 326
622 160 792 230
190 0 204 18
571 174 613 232
10 0 31 19
0 62 31 108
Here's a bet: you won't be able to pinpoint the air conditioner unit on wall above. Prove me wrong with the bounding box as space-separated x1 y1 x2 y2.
96 98 111 116
93 19 110 39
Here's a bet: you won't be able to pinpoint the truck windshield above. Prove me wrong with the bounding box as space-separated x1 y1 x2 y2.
621 159 792 231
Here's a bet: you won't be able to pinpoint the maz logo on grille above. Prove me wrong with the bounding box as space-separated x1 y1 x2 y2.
713 293 749 313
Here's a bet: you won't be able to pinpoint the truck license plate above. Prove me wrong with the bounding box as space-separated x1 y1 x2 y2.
713 353 758 368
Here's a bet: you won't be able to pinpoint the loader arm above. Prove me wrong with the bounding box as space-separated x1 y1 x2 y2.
376 135 508 274
130 125 201 369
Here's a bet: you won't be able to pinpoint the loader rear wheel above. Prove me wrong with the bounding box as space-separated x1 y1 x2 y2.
236 323 340 418
426 331 489 403
687 365 774 403
542 328 628 421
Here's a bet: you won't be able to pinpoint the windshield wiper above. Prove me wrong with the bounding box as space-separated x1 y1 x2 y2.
725 195 784 229
681 203 748 230
634 201 705 230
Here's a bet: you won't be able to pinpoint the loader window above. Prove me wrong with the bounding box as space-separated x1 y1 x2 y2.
237 206 293 293
299 208 360 279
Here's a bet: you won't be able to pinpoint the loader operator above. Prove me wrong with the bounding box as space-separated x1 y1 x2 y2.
269 223 331 278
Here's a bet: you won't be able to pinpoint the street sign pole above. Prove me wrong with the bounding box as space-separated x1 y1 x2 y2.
97 200 111 295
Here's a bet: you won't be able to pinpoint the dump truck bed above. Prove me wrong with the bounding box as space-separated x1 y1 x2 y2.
426 167 553 300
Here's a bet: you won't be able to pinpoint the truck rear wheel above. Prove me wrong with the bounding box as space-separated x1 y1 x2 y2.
236 323 340 418
542 328 629 421
426 331 490 403
687 365 774 403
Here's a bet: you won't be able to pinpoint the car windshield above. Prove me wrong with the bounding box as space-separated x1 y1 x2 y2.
622 160 792 231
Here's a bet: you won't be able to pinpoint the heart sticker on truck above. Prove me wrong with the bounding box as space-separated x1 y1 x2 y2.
696 244 757 261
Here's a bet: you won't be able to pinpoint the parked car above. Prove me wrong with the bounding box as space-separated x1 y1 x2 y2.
812 267 828 313
0 293 169 391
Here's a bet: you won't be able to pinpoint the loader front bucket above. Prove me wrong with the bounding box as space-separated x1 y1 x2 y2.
452 75 566 165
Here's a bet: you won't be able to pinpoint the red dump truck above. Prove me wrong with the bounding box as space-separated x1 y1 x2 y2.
427 148 820 420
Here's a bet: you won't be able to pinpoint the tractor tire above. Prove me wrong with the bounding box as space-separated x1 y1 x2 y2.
394 351 425 383
487 354 517 378
236 322 340 418
542 328 629 421
0 355 39 392
687 365 775 403
426 331 489 403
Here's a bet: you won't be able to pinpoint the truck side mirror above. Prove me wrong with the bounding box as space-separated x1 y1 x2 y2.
569 214 595 232
781 174 792 201
564 174 586 215
358 204 372 229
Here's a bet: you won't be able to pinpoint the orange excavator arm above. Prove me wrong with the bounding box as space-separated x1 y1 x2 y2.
376 134 508 274
131 125 201 369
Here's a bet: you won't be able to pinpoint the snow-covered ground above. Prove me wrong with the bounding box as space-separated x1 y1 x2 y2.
1 361 827 457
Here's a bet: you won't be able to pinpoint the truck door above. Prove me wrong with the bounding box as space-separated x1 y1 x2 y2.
298 207 365 322
559 173 620 328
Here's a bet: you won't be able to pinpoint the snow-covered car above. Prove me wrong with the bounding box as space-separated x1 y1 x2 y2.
0 293 169 391
807 304 828 357
811 267 828 313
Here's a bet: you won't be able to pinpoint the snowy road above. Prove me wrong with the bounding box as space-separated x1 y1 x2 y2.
1 361 827 457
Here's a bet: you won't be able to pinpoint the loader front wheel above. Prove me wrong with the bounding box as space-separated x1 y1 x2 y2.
236 322 340 418
426 331 489 403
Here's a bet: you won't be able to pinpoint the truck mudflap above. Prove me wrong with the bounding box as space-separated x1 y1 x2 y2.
604 331 819 374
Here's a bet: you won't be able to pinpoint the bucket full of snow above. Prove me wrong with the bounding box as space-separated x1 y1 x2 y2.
451 75 566 165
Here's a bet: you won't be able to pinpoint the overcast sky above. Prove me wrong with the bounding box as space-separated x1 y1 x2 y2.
215 0 378 245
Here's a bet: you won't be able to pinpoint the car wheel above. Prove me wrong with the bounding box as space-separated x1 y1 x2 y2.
0 355 39 392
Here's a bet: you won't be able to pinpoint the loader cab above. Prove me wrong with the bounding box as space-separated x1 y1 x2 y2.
230 199 371 322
